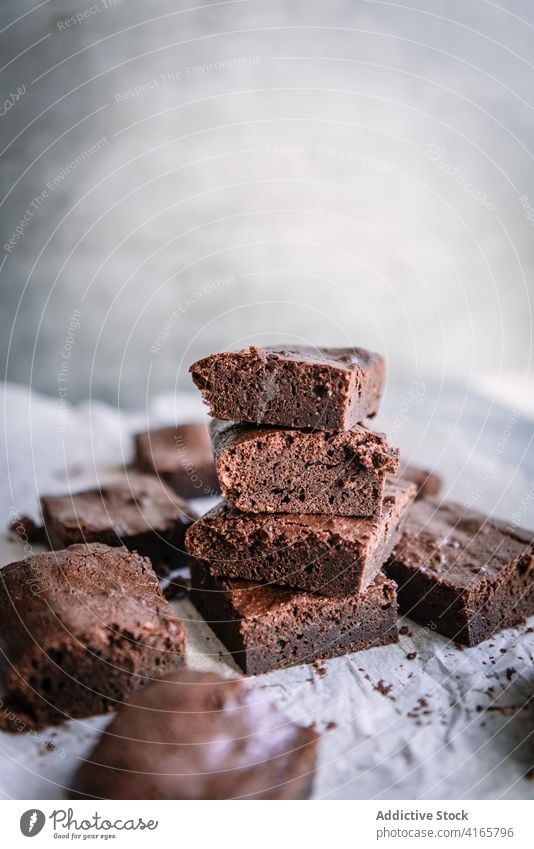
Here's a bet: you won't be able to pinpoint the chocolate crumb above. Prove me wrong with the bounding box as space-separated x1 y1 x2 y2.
313 659 327 678
375 680 394 699
505 668 516 681
406 652 417 660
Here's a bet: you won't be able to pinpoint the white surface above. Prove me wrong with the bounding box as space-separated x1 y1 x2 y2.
0 383 533 800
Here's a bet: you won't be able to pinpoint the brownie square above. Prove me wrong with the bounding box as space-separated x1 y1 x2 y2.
41 474 192 576
72 670 319 800
187 479 415 596
0 544 186 729
134 423 219 498
398 461 442 500
386 500 534 646
210 419 399 517
190 345 385 431
190 560 398 674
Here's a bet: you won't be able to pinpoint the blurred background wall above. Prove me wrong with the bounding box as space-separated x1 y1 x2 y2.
1 0 533 409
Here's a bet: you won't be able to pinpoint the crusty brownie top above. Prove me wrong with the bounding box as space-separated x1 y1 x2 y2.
0 543 181 654
392 500 534 589
41 474 191 536
191 345 383 374
246 345 382 371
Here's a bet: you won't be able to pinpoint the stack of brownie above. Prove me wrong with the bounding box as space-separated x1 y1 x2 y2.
186 345 417 674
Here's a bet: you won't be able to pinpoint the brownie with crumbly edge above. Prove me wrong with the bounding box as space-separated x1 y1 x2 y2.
41 474 191 576
190 345 385 431
190 560 398 674
386 500 534 646
210 419 399 517
186 479 415 596
0 543 186 730
134 423 219 498
71 670 319 800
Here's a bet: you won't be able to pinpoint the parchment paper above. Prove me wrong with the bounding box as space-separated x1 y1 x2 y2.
0 381 532 800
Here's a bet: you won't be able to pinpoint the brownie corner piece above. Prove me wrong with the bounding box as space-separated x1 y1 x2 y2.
190 559 398 674
190 345 385 430
0 543 186 729
386 500 534 645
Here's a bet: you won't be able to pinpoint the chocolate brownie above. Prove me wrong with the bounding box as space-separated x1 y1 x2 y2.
386 500 534 646
134 423 219 498
190 561 398 674
0 544 185 729
186 479 415 596
41 474 191 576
398 461 442 500
71 670 319 799
190 345 385 430
210 419 399 516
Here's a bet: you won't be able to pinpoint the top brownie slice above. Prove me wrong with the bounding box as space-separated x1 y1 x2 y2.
386 500 534 645
190 345 385 430
41 474 192 575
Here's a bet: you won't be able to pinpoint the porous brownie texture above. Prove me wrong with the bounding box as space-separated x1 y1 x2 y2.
210 419 399 517
186 479 415 596
190 345 385 431
190 560 398 674
134 423 219 498
397 462 442 500
41 474 192 576
386 500 534 646
0 544 186 729
71 669 319 800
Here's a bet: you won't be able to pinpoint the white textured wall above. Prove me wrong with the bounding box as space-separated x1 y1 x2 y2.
1 0 533 405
